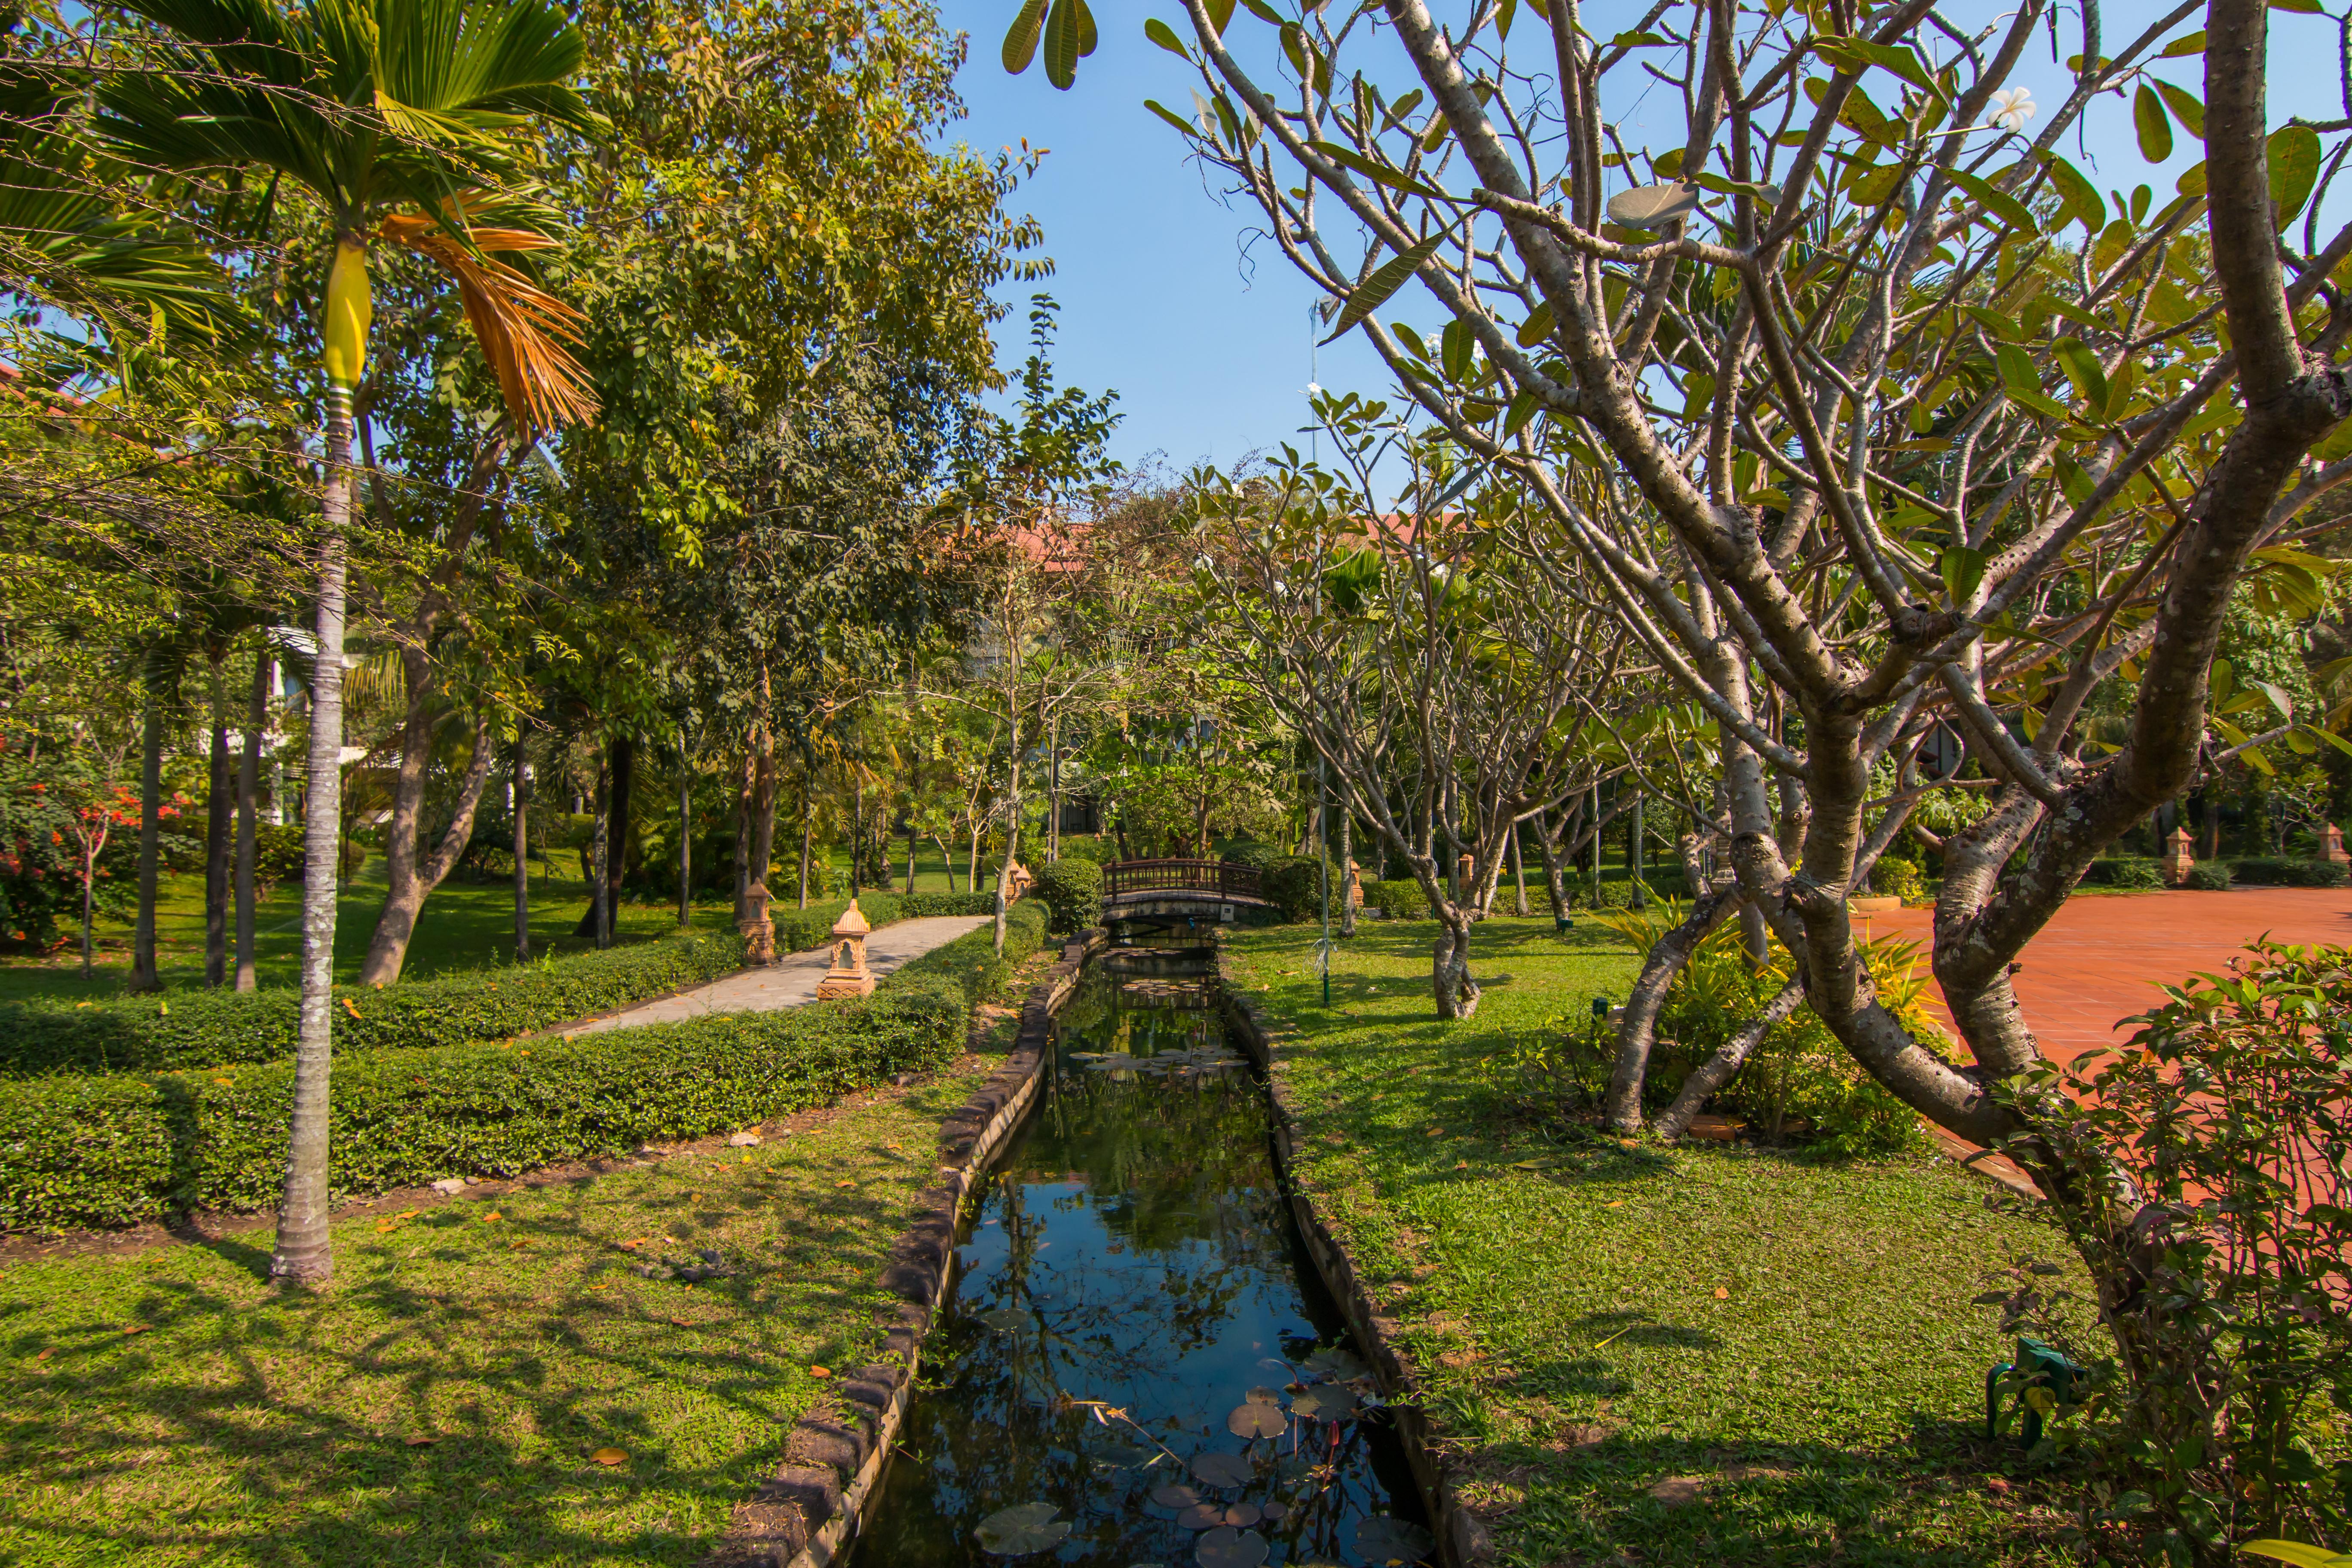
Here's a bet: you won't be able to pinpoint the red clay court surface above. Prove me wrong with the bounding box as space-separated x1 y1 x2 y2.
1857 887 2352 1070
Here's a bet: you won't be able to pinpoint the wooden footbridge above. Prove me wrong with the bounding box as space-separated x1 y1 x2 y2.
1100 860 1280 925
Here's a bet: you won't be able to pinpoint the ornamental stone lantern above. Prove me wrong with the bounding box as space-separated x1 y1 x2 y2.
816 898 876 999
1345 859 1363 911
739 883 776 966
2321 822 2350 867
2160 827 2196 888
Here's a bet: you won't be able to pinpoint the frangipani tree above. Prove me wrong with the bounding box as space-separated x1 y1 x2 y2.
1015 0 2352 1162
99 0 601 1285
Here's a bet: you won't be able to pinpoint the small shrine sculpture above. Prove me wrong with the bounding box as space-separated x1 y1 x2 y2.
1003 860 1035 900
816 898 876 999
2160 826 2196 888
2321 822 2349 867
739 882 776 966
1345 859 1363 910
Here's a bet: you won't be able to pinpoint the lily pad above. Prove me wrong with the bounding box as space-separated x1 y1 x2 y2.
1151 1483 1202 1509
975 1502 1071 1556
1227 1400 1286 1439
1301 1346 1369 1383
1289 1385 1358 1421
1259 1501 1288 1522
1244 1386 1282 1405
976 1308 1030 1332
1352 1516 1436 1564
1220 1503 1262 1527
1176 1503 1225 1529
1196 1526 1269 1568
1191 1451 1253 1488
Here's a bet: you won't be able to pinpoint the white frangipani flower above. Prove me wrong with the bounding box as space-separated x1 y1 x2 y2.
1989 86 2035 132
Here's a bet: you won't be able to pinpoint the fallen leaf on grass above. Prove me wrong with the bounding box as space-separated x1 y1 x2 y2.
669 1317 694 1328
1712 1287 1730 1300
120 1325 149 1336
590 1447 628 1467
1454 1161 1470 1170
1604 1200 1625 1209
808 1365 832 1379
32 1348 54 1362
836 1179 855 1188
482 1212 502 1224
404 1435 440 1447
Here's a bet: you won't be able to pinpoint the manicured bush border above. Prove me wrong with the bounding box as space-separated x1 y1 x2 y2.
0 903 1050 1234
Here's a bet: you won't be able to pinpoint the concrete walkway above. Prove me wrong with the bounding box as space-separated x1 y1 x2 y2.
567 915 990 1035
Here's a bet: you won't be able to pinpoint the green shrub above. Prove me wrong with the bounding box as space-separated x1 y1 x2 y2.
1872 857 1926 900
1219 842 1281 874
900 890 999 917
2185 860 2234 891
2086 857 2165 890
0 929 749 1079
771 893 901 954
1032 858 1102 933
1053 836 1112 865
1988 941 2352 1557
0 903 1050 1234
1362 879 1432 919
1262 855 1336 922
2224 856 2348 887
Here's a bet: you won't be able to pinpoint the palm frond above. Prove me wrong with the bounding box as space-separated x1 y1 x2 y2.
378 201 595 431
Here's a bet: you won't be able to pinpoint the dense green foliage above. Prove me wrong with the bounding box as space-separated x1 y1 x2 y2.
2229 856 2351 888
1994 942 2352 1560
0 928 747 1077
2087 858 2167 890
0 902 1046 1232
1031 857 1100 932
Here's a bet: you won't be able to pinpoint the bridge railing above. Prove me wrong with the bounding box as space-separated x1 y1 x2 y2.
1101 859 1263 901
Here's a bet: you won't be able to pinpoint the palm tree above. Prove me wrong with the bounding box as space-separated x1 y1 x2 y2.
98 0 600 1285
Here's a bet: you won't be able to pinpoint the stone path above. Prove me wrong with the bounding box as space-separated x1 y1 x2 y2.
1857 886 2352 1069
567 915 990 1035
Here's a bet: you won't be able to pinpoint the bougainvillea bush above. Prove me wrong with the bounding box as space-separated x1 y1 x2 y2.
0 737 138 952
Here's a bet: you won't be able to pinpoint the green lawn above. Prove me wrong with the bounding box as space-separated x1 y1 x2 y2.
0 836 1039 1004
0 1043 1015 1566
1226 917 2086 1567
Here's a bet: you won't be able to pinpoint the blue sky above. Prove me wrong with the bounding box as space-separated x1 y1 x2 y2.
931 0 2347 479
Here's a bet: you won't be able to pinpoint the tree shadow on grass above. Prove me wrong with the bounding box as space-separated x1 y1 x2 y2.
0 1130 942 1567
1467 1423 2059 1568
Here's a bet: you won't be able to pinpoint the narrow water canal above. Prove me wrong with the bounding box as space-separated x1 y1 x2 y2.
852 945 1433 1568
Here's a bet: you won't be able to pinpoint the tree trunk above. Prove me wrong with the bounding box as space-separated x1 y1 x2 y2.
573 735 633 936
677 743 692 929
1509 821 1530 917
129 658 169 992
1338 808 1356 937
1605 888 1741 1131
272 389 352 1288
903 813 917 894
856 775 875 888
1430 913 1482 1019
80 836 100 980
748 738 777 902
932 833 956 891
995 723 1021 954
513 738 530 962
202 648 233 988
357 714 496 985
1652 978 1809 1142
1537 810 1568 916
732 751 752 920
1047 713 1061 861
234 651 267 992
796 805 813 908
590 751 611 949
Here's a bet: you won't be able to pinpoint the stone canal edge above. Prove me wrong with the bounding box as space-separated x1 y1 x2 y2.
703 929 1105 1568
1217 935 1498 1568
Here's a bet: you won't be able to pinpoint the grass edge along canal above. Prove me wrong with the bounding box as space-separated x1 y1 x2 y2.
1224 916 2092 1568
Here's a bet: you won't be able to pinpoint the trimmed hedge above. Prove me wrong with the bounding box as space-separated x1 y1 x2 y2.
1033 858 1102 933
2186 861 2236 891
0 901 1051 1234
900 890 1001 917
2229 856 2350 888
0 928 747 1079
772 892 901 953
2086 857 2164 889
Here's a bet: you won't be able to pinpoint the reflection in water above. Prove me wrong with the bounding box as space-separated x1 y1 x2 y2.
852 957 1429 1567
